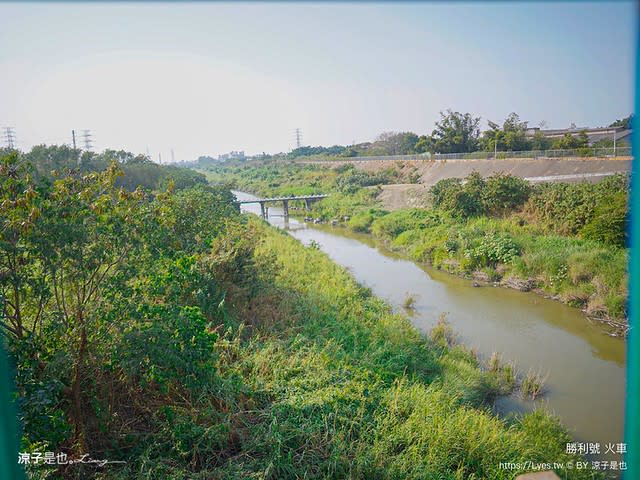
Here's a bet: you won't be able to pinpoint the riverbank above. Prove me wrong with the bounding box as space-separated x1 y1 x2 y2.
306 207 628 336
201 163 628 331
222 217 599 479
303 185 627 335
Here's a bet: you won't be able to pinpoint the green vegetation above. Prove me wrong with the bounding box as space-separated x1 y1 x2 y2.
206 161 628 326
3 145 207 191
521 371 549 400
192 112 632 169
201 161 408 198
2 149 602 479
310 173 628 326
402 293 418 311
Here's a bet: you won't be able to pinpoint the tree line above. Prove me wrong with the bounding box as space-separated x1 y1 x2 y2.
285 112 633 159
1 145 207 191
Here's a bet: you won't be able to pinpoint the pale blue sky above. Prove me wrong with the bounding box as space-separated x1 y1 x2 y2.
0 2 636 160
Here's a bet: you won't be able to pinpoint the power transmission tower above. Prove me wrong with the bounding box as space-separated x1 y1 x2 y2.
72 130 77 149
171 148 175 163
3 127 16 149
294 128 302 149
81 130 93 151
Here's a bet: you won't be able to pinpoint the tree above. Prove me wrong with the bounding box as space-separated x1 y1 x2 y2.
373 132 420 155
480 113 531 152
609 114 633 130
551 131 589 149
430 110 481 153
414 135 432 153
501 113 531 151
530 130 551 150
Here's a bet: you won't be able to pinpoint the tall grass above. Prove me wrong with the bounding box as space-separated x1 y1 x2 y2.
161 218 595 480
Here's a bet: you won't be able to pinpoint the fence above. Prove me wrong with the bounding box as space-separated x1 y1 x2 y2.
305 147 632 163
432 146 632 161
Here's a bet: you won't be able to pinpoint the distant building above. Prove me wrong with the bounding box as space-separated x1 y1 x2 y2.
218 151 246 161
525 126 632 147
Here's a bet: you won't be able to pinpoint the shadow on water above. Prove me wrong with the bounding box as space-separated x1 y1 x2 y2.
234 191 626 463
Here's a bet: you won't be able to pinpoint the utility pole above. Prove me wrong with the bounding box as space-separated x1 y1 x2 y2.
81 129 93 151
158 152 162 164
3 127 16 149
72 130 80 166
295 128 302 149
614 129 617 157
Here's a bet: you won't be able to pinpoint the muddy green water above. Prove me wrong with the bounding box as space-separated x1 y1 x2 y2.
235 192 626 464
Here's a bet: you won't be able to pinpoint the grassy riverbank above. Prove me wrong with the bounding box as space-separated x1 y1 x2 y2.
6 150 599 479
202 162 628 330
214 219 596 479
309 179 628 331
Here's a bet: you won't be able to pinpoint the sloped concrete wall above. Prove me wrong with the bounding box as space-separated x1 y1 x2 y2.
302 157 632 186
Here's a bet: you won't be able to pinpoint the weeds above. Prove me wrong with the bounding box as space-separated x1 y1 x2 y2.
430 314 458 348
521 370 549 400
402 293 418 311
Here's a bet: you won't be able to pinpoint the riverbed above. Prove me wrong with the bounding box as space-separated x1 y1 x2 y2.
234 191 626 464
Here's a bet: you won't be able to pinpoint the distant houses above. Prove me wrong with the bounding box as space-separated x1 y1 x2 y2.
218 150 246 161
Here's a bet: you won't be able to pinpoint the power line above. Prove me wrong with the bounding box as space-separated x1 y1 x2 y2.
3 127 16 149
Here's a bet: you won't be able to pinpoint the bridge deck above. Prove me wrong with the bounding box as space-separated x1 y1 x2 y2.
236 194 328 204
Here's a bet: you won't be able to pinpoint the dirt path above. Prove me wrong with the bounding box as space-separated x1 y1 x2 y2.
373 184 431 211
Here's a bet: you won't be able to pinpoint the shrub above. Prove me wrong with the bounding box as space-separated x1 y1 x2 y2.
371 209 443 239
482 173 531 215
464 233 520 267
580 191 628 247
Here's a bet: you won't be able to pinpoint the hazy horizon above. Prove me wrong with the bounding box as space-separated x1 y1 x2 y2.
0 2 636 161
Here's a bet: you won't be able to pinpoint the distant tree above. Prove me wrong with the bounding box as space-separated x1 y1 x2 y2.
430 110 481 153
549 131 588 150
480 113 531 152
577 130 589 147
398 132 420 154
530 130 552 150
196 155 218 166
609 114 633 130
549 131 589 150
414 135 432 154
373 132 420 155
289 145 346 158
593 138 614 148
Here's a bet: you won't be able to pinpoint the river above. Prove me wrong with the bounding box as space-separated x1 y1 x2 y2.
234 191 626 464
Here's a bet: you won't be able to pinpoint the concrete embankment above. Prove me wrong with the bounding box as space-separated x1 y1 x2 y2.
302 156 632 187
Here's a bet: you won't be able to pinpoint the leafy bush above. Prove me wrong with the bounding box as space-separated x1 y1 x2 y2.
524 174 629 245
347 208 388 233
371 208 443 239
464 232 520 267
431 172 531 218
482 173 531 215
580 191 628 247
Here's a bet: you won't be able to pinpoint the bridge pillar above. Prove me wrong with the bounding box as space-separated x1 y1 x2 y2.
282 200 289 219
259 202 266 219
305 198 312 210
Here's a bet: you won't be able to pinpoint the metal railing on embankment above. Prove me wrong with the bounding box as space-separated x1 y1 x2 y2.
298 147 632 163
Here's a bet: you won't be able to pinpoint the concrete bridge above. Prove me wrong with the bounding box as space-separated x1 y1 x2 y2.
236 194 328 219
